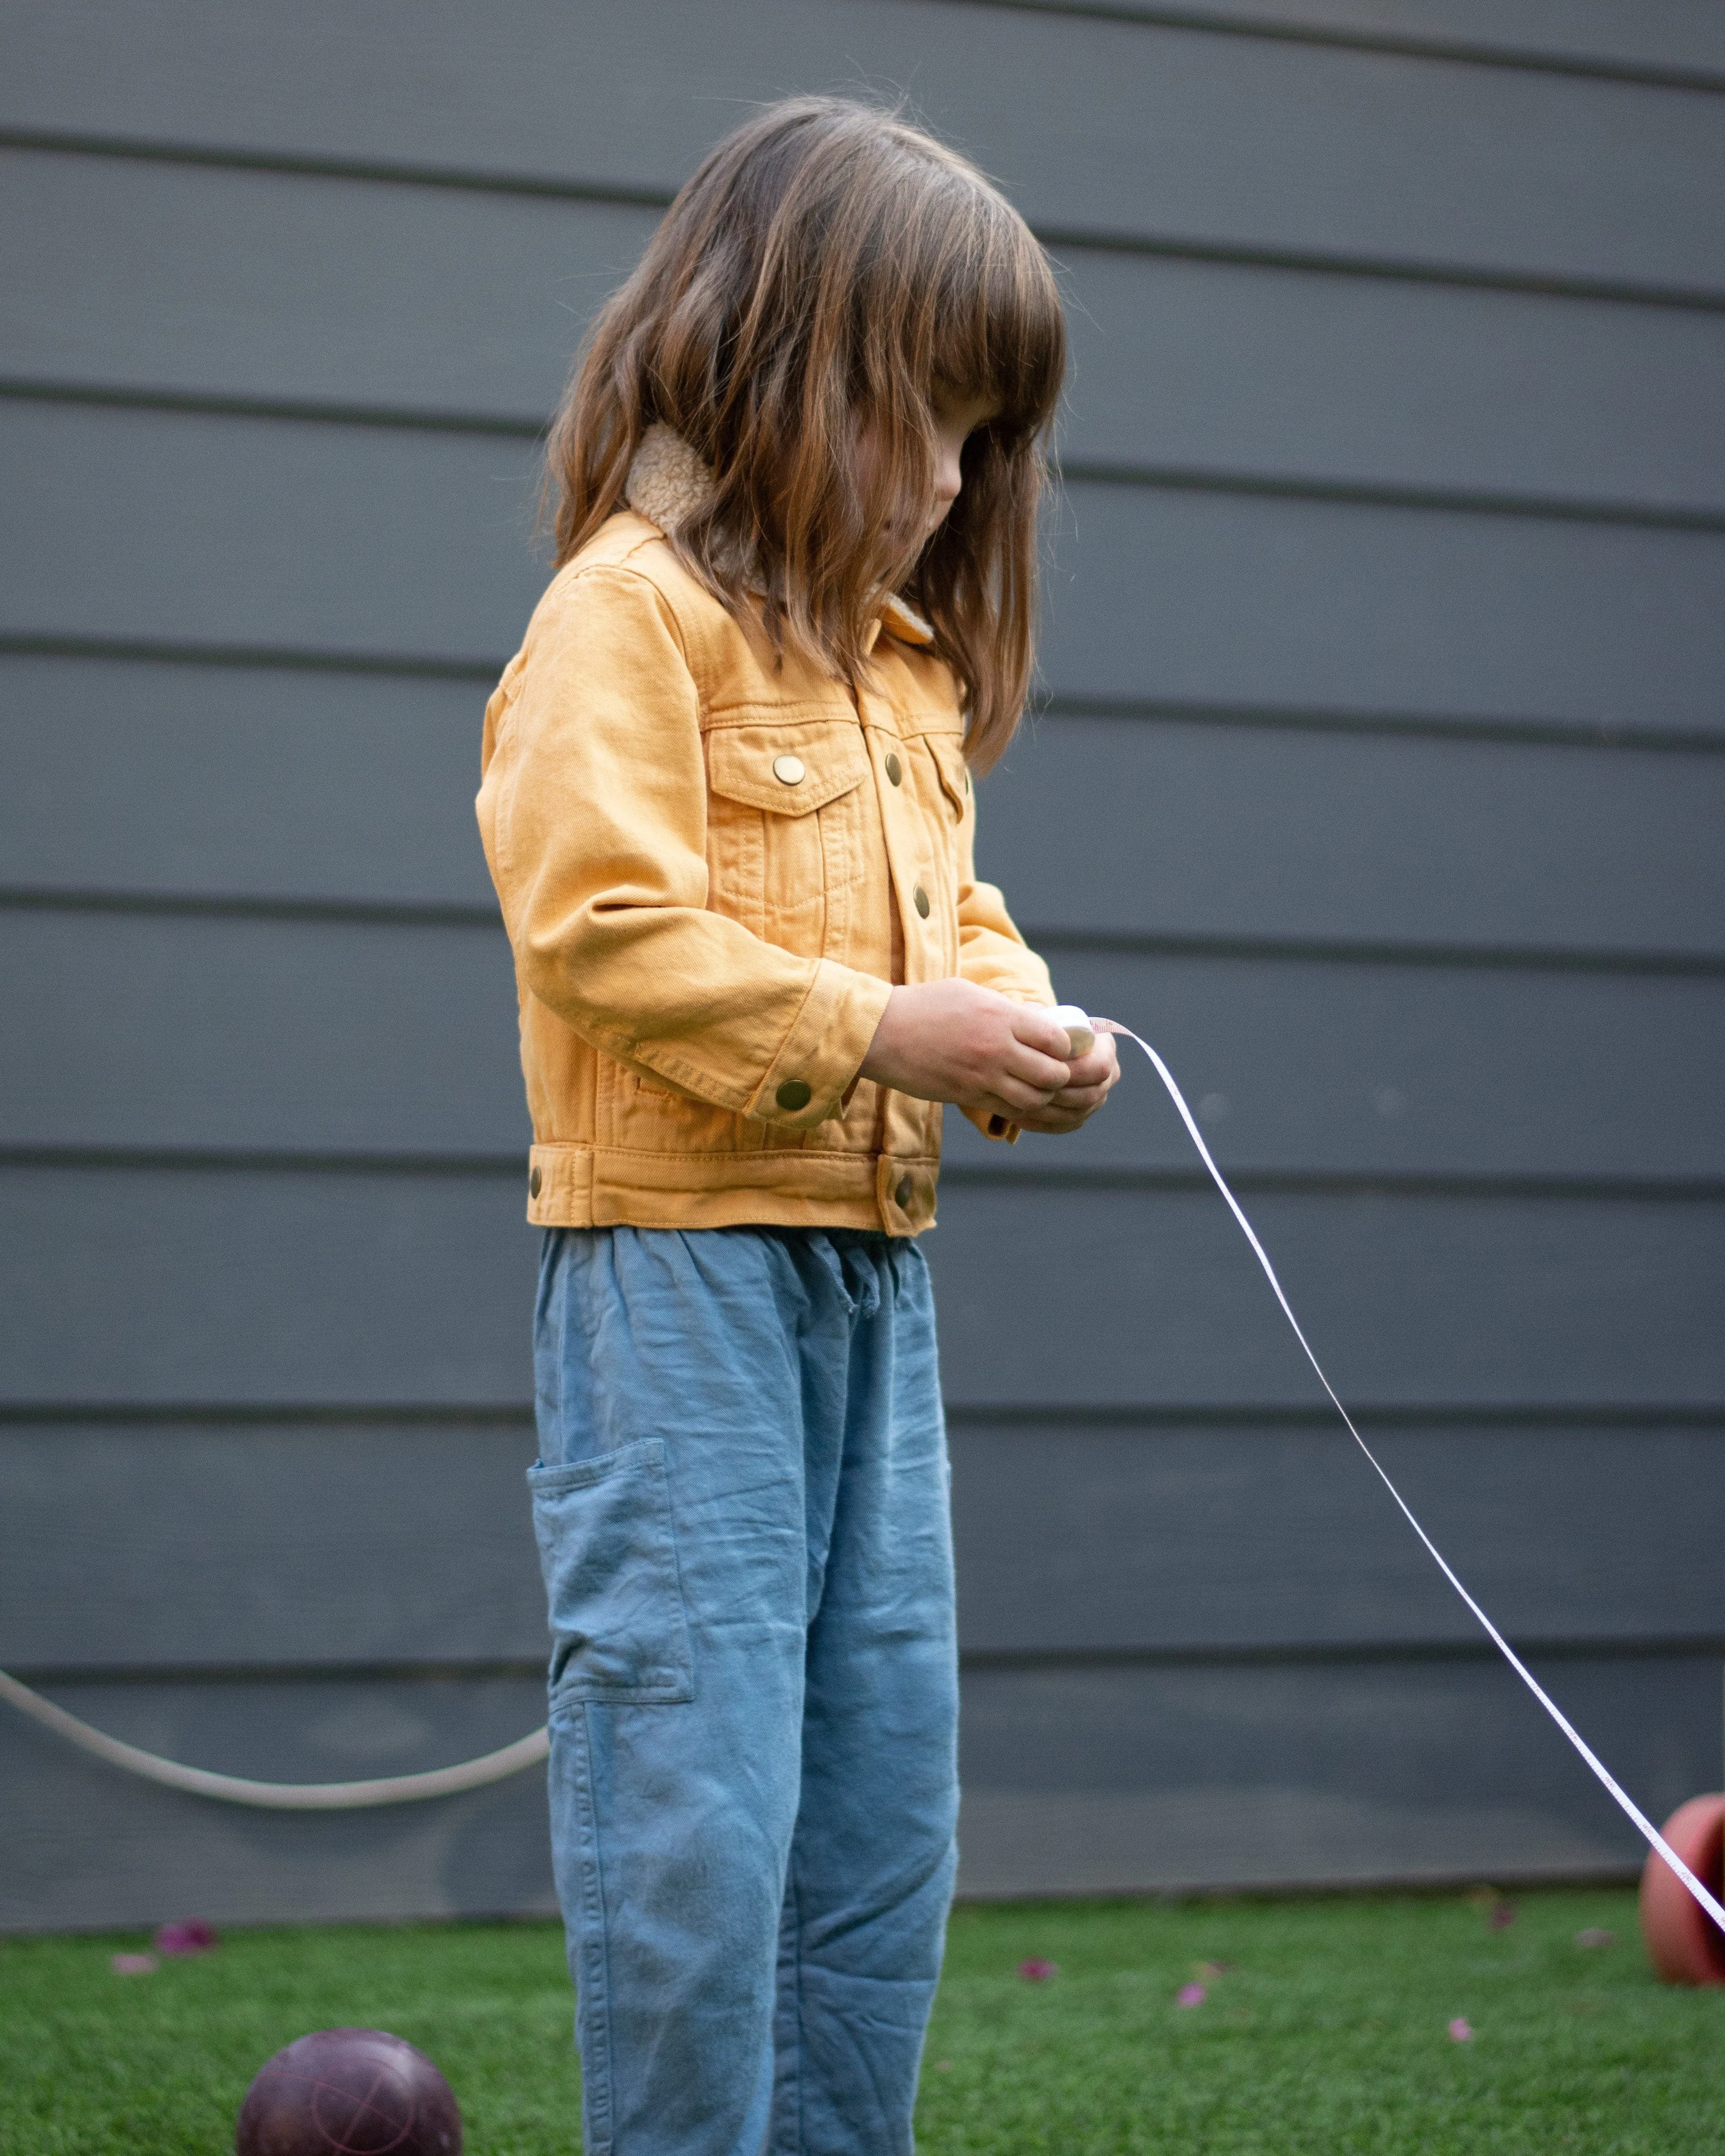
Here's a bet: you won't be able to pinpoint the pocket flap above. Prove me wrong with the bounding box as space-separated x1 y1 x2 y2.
706 719 871 816
916 728 970 822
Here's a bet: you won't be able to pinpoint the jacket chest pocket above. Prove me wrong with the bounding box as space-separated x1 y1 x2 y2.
704 718 872 952
918 729 970 830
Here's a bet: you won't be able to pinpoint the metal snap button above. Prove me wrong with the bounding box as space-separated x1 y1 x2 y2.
884 752 902 786
895 1174 914 1209
772 754 805 785
913 884 931 918
776 1078 812 1111
529 1166 542 1198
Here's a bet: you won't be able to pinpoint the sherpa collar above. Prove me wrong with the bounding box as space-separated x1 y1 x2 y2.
623 423 936 649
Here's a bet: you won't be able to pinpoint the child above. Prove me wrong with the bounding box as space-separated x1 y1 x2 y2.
477 96 1118 2156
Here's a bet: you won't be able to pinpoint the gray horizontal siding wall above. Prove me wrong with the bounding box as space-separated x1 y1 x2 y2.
2 0 1721 1927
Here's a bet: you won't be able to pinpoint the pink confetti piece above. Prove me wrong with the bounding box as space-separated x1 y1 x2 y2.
153 1918 219 1957
1576 1927 1615 1949
1487 1900 1516 1930
1448 2018 1473 2042
1016 1958 1058 1981
110 1953 158 1976
1176 1982 1207 2008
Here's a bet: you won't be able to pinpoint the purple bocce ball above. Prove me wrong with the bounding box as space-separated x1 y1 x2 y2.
235 2028 462 2156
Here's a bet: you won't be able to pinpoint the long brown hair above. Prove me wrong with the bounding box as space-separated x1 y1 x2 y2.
545 97 1066 770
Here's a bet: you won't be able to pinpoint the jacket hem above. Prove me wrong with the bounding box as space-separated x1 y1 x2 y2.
525 1142 942 1237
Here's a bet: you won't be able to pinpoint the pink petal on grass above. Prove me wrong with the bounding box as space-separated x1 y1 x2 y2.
1017 1958 1058 1982
110 1953 158 1976
1487 1900 1516 1930
1176 1983 1207 2008
153 1918 218 1957
1448 2018 1473 2043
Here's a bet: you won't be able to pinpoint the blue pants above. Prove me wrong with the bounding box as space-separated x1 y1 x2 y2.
530 1226 959 2156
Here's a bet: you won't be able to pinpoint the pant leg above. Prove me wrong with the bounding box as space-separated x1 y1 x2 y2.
531 1225 825 2156
769 1235 959 2156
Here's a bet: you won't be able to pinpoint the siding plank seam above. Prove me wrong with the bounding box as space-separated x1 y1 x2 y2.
1034 696 1725 754
7 1147 1725 1201
9 384 1721 532
7 890 1724 974
5 1403 1718 1429
9 656 1725 759
916 0 1725 95
4 130 1722 312
11 1635 1723 1685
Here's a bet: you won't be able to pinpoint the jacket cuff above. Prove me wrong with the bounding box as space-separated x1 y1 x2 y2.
962 1105 1022 1145
749 962 895 1130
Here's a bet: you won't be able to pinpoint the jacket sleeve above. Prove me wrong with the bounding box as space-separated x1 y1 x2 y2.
953 758 1056 1143
477 564 892 1129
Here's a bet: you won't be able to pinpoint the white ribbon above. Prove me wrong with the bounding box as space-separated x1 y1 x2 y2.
1098 1017 1725 1933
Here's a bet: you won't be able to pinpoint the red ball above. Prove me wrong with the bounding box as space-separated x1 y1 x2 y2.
235 2028 462 2156
1640 1793 1725 1987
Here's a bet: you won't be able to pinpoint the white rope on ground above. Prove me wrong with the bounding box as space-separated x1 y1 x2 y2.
0 1666 548 1808
1096 1018 1725 1936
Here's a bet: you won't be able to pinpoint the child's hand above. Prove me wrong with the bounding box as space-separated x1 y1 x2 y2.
1013 1028 1119 1133
857 981 1117 1129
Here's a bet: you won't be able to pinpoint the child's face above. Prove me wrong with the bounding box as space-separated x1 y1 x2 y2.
927 395 999 536
854 394 999 563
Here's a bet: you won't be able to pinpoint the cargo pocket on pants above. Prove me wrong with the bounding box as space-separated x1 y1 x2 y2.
528 1438 695 1707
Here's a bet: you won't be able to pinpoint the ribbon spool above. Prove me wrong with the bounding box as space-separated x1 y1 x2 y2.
1048 1004 1096 1058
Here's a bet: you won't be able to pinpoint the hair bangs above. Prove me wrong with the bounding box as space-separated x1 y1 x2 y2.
923 190 1066 444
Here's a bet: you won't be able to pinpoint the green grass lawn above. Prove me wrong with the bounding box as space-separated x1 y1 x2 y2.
1 1886 1718 2153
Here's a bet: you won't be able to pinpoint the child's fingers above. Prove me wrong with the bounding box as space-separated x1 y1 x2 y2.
982 1075 1065 1116
1069 1039 1121 1078
1007 1006 1076 1061
1048 1081 1112 1111
999 1041 1072 1094
1050 1059 1119 1110
1015 1104 1093 1132
1018 1070 1118 1128
1062 1038 1119 1090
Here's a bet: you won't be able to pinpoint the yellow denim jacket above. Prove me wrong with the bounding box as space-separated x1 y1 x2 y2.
476 429 1053 1237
